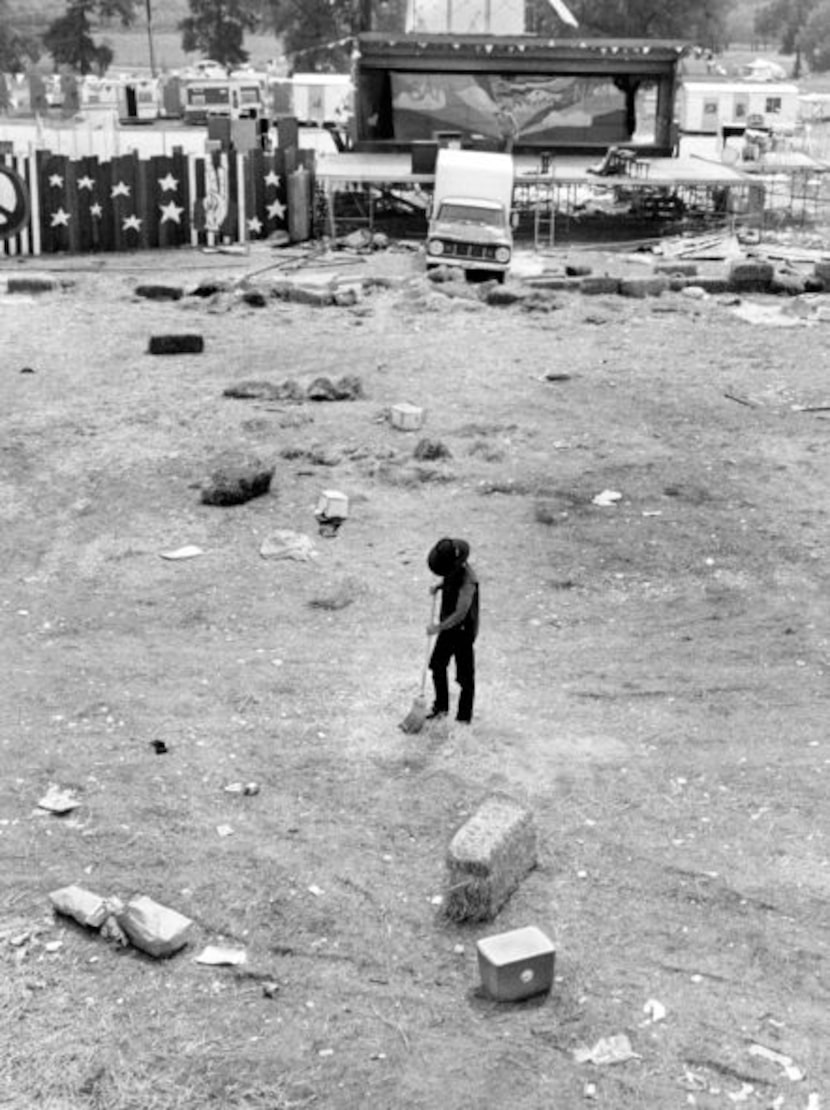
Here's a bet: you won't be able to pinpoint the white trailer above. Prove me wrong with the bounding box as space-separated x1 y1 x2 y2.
289 74 352 126
678 80 799 135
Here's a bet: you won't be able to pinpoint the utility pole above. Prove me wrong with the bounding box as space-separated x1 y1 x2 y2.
145 0 157 77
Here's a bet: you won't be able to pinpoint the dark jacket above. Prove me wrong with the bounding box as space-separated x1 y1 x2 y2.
438 559 479 641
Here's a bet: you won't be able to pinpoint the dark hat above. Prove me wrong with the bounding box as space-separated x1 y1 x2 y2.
428 537 468 576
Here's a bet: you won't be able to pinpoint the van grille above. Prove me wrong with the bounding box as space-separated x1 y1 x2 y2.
442 242 497 260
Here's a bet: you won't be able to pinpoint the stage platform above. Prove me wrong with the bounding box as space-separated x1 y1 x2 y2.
315 150 751 189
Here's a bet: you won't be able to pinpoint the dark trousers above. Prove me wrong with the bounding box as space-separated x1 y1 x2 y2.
429 631 475 722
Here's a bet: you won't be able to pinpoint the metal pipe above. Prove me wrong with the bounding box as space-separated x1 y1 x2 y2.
145 0 157 77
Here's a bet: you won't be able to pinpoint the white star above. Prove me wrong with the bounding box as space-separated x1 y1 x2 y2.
159 200 184 224
77 175 95 190
50 207 70 227
48 174 64 188
111 180 131 199
264 170 281 188
122 214 142 232
90 203 103 218
158 173 179 193
266 198 286 221
246 215 263 234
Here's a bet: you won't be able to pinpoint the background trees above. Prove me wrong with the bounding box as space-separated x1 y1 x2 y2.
0 0 41 71
525 0 728 48
42 0 135 74
178 0 260 68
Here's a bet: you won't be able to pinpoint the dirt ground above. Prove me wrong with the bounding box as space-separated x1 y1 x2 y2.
1 239 829 1110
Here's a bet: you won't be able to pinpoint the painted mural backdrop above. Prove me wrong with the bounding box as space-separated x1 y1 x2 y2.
391 73 627 145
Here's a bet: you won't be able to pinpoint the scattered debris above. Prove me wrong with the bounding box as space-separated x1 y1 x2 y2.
315 489 349 538
574 1033 641 1066
224 379 305 402
224 782 260 796
150 739 168 754
147 334 204 355
747 1043 804 1082
216 825 234 837
160 545 204 561
306 375 364 401
642 998 667 1024
37 784 81 814
724 391 761 408
390 403 424 431
730 301 811 328
19 365 35 374
727 1083 755 1103
308 884 325 897
592 490 622 507
477 925 555 1002
259 530 317 562
544 371 572 382
195 945 247 966
262 980 280 998
413 438 451 461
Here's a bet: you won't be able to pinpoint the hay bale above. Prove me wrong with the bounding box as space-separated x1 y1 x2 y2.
619 275 669 299
580 276 620 296
444 794 537 923
148 334 204 356
241 289 268 307
135 284 183 301
201 459 275 506
727 258 774 293
7 277 57 294
190 281 231 298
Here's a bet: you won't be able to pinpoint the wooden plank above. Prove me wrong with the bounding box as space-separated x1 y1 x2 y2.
134 151 152 251
75 154 97 252
27 150 40 255
95 153 114 253
64 157 81 254
171 147 190 247
40 151 71 254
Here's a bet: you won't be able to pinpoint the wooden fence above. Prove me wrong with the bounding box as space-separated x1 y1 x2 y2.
0 146 315 256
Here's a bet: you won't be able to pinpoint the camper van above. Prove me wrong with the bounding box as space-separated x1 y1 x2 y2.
678 80 799 135
182 75 266 125
426 149 515 282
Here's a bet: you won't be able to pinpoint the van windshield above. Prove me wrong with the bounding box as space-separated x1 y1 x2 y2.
437 202 504 226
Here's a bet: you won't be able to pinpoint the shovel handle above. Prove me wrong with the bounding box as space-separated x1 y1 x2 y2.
420 589 440 696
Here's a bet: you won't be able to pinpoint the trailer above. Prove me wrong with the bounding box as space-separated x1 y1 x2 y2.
289 74 353 126
678 80 799 136
181 76 267 125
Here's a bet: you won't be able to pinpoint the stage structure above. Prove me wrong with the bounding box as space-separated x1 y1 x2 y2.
353 34 687 156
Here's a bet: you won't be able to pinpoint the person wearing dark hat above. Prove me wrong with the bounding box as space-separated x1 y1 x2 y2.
426 537 479 724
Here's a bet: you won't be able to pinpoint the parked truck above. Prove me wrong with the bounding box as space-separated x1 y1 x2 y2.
425 149 515 282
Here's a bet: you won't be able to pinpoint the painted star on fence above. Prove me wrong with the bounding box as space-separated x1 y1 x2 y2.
264 170 282 188
158 173 179 192
90 203 103 218
48 174 64 188
77 175 96 190
50 207 70 227
159 200 184 224
122 214 142 232
266 198 286 221
246 216 263 235
111 180 131 199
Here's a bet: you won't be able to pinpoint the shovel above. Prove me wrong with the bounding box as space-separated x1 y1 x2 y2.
399 591 439 734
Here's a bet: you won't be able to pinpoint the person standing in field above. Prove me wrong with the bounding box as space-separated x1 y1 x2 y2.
426 538 479 725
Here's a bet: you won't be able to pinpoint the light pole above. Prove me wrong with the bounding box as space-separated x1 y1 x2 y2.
145 0 157 77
